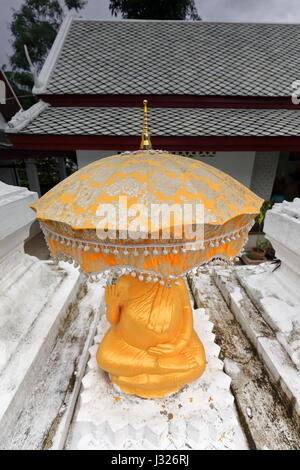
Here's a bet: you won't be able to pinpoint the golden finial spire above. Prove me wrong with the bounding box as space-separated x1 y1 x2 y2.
140 99 152 150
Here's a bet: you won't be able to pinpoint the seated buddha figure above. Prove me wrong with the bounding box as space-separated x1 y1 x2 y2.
97 275 206 398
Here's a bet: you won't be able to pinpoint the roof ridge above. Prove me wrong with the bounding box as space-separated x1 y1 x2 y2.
6 100 49 133
73 18 300 26
33 13 75 95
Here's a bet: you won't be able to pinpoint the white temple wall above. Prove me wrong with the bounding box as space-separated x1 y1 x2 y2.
196 151 256 188
76 150 117 169
250 151 280 200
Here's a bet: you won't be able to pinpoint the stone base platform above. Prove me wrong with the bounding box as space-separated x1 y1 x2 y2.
66 308 248 450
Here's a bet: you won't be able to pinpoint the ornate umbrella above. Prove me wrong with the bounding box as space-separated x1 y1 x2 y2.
30 101 263 398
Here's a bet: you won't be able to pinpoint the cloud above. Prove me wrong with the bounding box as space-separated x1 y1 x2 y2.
197 0 300 23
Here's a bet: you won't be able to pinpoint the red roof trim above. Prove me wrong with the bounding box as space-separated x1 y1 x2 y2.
38 94 300 109
8 133 300 152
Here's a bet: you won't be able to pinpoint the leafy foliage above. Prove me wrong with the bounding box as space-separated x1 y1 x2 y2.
10 0 62 72
256 200 273 229
109 0 200 20
7 0 86 108
6 0 84 188
3 68 36 108
36 156 78 193
16 157 78 194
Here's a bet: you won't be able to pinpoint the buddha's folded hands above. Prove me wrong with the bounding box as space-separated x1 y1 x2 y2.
147 334 189 356
147 342 180 357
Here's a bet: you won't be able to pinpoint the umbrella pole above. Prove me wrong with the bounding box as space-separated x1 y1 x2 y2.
96 275 206 398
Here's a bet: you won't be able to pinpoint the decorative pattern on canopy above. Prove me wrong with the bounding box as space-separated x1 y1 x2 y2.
31 150 263 281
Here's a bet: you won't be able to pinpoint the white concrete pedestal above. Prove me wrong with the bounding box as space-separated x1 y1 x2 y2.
234 199 300 372
264 198 300 303
66 309 248 450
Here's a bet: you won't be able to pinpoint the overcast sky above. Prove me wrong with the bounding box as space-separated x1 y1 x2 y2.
1 0 300 67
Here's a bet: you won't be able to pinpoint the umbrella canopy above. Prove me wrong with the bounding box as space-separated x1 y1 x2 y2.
31 150 263 281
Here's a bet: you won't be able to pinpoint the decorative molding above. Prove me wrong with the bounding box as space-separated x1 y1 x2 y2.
32 13 74 95
172 150 216 158
24 45 43 89
6 101 49 133
117 150 215 159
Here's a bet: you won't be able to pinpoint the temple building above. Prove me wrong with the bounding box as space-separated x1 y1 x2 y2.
3 16 300 201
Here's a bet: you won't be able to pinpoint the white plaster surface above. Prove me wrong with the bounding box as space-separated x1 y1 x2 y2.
213 266 300 422
66 308 248 450
0 258 82 446
0 182 37 250
236 264 300 371
76 150 120 169
231 199 300 374
198 151 255 188
264 198 300 300
49 281 106 450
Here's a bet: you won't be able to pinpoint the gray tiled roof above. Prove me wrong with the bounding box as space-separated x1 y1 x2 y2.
17 106 300 136
43 19 300 97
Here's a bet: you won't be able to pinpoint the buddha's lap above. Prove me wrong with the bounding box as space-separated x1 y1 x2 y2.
97 326 205 377
112 363 204 391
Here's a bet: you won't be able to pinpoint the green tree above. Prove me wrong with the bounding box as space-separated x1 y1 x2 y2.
7 0 86 108
109 0 200 20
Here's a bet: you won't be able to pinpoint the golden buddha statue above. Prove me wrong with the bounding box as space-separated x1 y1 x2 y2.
97 274 206 398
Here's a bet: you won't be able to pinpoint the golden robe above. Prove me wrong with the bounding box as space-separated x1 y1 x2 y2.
97 275 206 398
